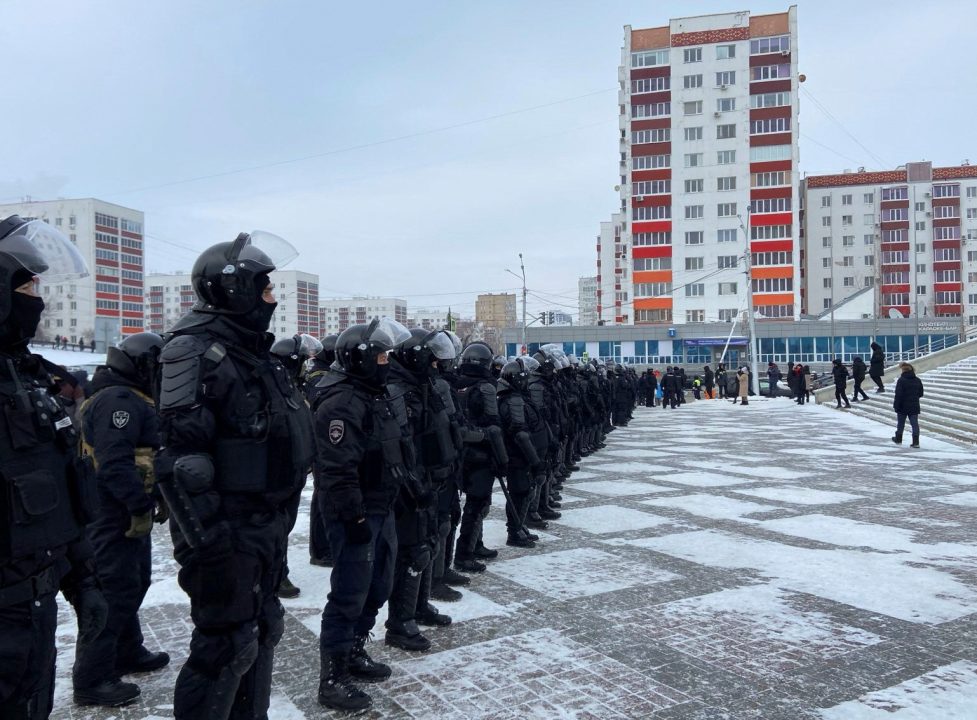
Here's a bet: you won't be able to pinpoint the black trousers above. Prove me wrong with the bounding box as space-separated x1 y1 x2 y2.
73 513 152 689
320 511 397 657
852 378 869 400
309 485 331 563
173 511 289 720
0 591 58 718
456 466 494 561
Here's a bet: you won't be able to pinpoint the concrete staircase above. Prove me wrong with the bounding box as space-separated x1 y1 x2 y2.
838 356 977 445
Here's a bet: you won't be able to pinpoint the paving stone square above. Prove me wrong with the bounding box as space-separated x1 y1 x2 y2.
50 399 977 718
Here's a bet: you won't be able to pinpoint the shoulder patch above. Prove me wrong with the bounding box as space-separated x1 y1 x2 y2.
328 419 345 445
203 343 227 364
112 410 130 429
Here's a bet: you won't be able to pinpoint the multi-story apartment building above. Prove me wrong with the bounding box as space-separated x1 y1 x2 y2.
146 269 319 337
0 198 145 348
596 213 627 324
605 6 800 325
802 161 977 322
578 276 599 325
319 297 408 336
408 309 451 331
475 293 517 328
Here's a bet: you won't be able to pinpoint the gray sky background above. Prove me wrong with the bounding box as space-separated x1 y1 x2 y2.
1 0 972 320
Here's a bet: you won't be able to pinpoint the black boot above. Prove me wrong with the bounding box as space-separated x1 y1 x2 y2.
526 513 549 530
431 581 463 602
349 635 391 683
453 557 486 573
277 575 300 599
892 434 902 444
73 679 140 707
416 602 452 627
506 533 536 548
473 541 498 559
319 654 372 711
911 433 920 448
117 649 170 675
441 567 471 586
538 507 561 520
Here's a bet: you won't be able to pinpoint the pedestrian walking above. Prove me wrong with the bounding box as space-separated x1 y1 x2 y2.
892 362 924 448
851 356 870 401
766 361 782 398
789 363 805 404
832 358 852 408
869 341 886 392
734 367 749 405
803 365 813 402
703 365 714 399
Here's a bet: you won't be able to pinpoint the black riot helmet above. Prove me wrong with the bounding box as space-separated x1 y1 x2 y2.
317 333 339 365
336 317 411 383
491 355 506 379
271 333 323 381
190 231 296 315
0 215 88 347
500 357 532 392
393 328 455 377
459 342 494 372
106 332 164 393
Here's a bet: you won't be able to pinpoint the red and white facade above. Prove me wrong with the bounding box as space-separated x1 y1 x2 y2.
802 162 977 321
599 7 800 325
0 198 145 346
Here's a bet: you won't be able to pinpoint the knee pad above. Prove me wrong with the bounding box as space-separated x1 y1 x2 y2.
408 544 432 573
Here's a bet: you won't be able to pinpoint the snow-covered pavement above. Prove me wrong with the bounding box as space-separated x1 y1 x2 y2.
51 397 977 718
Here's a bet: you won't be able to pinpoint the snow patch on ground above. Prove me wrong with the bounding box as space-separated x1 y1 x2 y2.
568 479 674 497
653 471 756 487
934 492 977 507
488 547 678 600
554 505 675 534
734 486 864 505
585 461 673 475
820 660 977 719
641 494 782 522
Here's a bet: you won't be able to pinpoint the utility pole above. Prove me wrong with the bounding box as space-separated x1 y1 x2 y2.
738 213 760 395
520 253 527 354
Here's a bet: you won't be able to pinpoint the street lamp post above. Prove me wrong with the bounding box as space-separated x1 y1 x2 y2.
737 212 760 395
505 254 528 353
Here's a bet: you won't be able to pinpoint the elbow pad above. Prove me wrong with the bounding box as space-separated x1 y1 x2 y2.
158 454 219 549
514 431 541 467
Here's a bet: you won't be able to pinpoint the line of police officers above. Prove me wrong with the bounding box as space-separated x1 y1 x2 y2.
0 222 637 718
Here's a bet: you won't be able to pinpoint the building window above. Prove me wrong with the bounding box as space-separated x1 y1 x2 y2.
881 186 908 201
822 257 831 268
718 256 738 269
841 194 853 205
966 208 977 219
683 74 703 89
915 221 926 231
914 201 925 212
633 206 672 220
685 205 704 219
715 71 736 87
631 49 670 67
717 203 737 218
750 117 791 134
750 91 790 109
821 196 832 208
716 123 736 139
863 192 875 204
684 126 703 141
685 257 704 270
632 77 670 93
967 186 977 198
864 255 875 265
751 63 790 81
716 44 736 59
864 213 875 225
633 154 670 169
684 153 704 168
633 180 671 196
933 184 960 198
822 237 832 248
718 281 738 295
633 232 672 246
822 217 832 227
750 197 790 213
684 178 704 193
718 308 739 322
686 283 705 297
717 150 736 165
823 278 832 289
683 101 703 116
633 102 670 118
716 98 736 113
750 35 790 55
685 231 704 245
717 176 736 192
842 235 854 246
751 170 790 187
683 47 702 63
718 229 737 243
866 277 875 287
685 309 705 322
933 205 959 218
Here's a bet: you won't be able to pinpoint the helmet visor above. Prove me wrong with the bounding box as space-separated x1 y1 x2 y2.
519 355 541 372
244 230 299 268
297 333 324 357
446 331 463 357
367 317 412 350
0 220 89 282
427 331 457 360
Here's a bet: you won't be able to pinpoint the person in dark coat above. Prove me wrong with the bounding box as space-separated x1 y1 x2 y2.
703 365 714 399
892 362 924 447
789 364 805 404
766 362 782 398
832 358 852 408
851 356 870 401
869 341 886 392
715 363 728 399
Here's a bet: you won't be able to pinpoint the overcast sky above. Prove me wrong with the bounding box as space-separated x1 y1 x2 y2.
1 0 972 320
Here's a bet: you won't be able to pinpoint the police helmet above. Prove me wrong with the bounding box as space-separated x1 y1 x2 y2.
459 342 494 371
394 328 455 375
491 354 507 379
317 333 339 365
500 357 532 392
336 317 411 380
191 231 296 315
106 332 164 391
0 215 88 325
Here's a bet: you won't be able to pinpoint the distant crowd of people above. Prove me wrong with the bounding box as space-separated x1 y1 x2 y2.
39 334 98 352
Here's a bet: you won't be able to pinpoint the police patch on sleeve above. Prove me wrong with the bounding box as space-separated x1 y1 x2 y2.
328 419 345 445
112 410 130 429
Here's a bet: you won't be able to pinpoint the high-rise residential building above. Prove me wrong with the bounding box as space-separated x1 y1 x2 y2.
607 7 800 325
596 213 627 323
578 275 598 325
475 293 517 328
146 269 319 337
407 309 451 331
0 198 145 348
319 296 408 336
801 161 977 322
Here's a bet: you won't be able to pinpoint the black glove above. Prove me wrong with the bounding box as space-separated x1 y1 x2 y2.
344 518 372 545
73 587 108 644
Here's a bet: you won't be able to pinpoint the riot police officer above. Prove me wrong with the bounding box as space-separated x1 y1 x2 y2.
154 231 314 720
0 215 108 718
306 334 338 568
73 332 169 706
314 317 412 712
385 329 458 650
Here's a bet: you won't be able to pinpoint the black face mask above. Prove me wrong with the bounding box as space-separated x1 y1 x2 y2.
373 363 390 387
0 294 44 349
235 300 277 333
